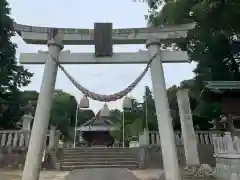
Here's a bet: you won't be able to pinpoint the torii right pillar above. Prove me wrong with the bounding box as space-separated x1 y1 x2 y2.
147 38 181 180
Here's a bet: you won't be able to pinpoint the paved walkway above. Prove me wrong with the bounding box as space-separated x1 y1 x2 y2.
66 168 139 180
132 169 163 180
0 169 163 180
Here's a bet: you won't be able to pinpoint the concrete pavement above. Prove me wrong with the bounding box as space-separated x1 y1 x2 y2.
0 169 163 180
132 169 164 180
66 168 138 180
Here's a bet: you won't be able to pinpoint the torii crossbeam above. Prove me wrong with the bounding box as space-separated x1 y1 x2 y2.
19 50 189 64
14 22 194 45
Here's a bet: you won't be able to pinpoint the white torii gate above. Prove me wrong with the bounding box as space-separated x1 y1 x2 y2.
15 22 195 180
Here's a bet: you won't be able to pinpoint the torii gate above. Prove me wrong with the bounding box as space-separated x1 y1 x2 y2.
15 22 195 180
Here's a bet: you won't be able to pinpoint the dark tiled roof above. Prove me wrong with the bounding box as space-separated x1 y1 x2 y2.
81 110 116 127
205 81 240 91
202 81 240 102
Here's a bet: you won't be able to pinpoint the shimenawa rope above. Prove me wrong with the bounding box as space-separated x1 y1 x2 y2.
50 52 158 102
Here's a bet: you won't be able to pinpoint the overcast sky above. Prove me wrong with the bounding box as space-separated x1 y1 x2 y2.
8 0 196 112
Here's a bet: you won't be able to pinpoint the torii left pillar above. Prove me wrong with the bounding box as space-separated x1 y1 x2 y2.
21 28 63 180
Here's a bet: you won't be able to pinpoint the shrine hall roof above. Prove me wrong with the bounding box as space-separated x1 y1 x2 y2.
76 111 120 132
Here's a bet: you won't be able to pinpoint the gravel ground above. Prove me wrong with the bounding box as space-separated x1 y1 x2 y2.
0 170 69 180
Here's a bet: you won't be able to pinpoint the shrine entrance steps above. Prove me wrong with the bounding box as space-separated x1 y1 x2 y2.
60 147 138 171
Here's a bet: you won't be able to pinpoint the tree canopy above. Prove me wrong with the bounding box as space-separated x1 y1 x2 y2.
18 89 95 140
147 0 240 83
0 0 33 129
145 0 240 123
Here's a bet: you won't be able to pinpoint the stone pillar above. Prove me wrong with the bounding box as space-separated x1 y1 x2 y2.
147 38 181 180
48 126 56 152
22 113 33 147
139 129 149 146
22 113 33 131
55 130 60 150
21 28 63 180
177 89 200 166
144 128 149 145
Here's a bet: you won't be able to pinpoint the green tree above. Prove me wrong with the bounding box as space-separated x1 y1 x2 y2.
110 109 122 123
0 0 33 129
50 90 95 140
141 86 157 130
17 89 95 139
141 85 183 131
125 118 143 138
50 90 77 139
76 109 95 126
124 98 143 125
146 0 240 128
19 90 38 108
147 0 240 83
110 98 145 142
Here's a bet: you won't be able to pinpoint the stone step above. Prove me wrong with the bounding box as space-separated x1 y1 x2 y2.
60 147 138 171
63 147 133 150
61 160 137 166
63 148 134 153
60 164 138 171
63 151 134 155
63 153 134 158
62 157 136 162
62 155 135 160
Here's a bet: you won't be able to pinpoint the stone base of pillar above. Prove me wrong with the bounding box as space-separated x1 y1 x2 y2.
55 162 60 170
137 146 149 169
214 156 240 180
150 173 165 180
183 164 214 179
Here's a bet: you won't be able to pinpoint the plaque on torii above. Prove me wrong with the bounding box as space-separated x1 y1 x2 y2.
94 23 113 57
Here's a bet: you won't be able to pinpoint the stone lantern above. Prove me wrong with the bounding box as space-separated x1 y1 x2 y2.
22 113 33 131
100 103 110 117
122 96 132 110
79 95 89 108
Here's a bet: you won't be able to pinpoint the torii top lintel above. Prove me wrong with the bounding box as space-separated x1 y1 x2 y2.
13 22 195 45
